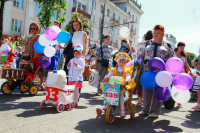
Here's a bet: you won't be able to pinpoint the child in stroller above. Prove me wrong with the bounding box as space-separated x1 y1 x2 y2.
1 54 40 95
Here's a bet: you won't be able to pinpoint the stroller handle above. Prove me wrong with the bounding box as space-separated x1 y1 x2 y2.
66 75 79 85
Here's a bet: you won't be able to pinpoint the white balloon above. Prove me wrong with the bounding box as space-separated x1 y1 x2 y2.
155 71 173 87
171 86 191 103
51 26 61 33
119 26 130 38
44 46 56 57
39 34 51 46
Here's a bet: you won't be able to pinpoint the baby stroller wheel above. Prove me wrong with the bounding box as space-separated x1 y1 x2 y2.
130 104 136 120
69 102 75 110
40 100 47 109
1 82 12 95
20 84 28 93
105 105 116 124
57 103 64 113
29 85 38 95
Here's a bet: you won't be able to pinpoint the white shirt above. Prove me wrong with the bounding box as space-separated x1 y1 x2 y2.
67 57 85 82
72 31 85 46
0 43 11 56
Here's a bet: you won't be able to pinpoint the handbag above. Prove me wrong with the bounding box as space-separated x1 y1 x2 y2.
163 96 175 110
100 46 109 67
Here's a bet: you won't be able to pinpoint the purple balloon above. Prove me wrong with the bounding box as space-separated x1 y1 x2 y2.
173 73 193 91
38 56 51 68
154 86 171 102
165 57 183 74
44 28 58 41
198 48 200 55
148 57 165 73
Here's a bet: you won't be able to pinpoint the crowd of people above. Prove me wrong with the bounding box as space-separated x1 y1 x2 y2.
0 18 200 119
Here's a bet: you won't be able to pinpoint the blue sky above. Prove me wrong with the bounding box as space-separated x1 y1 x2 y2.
139 0 200 56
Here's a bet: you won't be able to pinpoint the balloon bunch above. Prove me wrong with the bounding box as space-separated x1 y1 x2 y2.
34 26 70 68
140 57 193 103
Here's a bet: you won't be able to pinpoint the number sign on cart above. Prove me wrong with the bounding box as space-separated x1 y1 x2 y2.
103 82 120 106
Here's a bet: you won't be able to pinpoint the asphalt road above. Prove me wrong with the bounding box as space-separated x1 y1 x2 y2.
0 79 200 133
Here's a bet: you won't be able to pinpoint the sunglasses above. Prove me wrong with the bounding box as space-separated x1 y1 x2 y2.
30 28 36 30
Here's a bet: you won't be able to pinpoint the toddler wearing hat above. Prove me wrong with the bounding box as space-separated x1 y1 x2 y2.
67 44 85 107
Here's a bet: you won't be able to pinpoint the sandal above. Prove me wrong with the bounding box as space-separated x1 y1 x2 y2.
121 110 126 119
177 103 183 108
96 108 102 118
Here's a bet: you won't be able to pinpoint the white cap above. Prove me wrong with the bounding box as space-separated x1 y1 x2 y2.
74 44 83 54
116 56 126 62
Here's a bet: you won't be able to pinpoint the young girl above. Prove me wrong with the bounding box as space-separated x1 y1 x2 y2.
67 45 85 107
96 52 135 118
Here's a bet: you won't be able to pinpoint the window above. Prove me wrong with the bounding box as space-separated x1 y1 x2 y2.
100 5 104 13
107 9 109 17
12 19 22 33
14 0 23 10
91 15 95 23
35 3 41 15
123 19 125 25
93 1 96 9
99 19 102 26
52 12 57 21
117 28 119 35
90 30 93 38
78 2 81 9
105 22 108 28
118 17 120 23
98 29 101 40
82 5 86 11
116 39 118 45
112 13 115 19
73 0 77 8
132 15 134 21
136 17 137 23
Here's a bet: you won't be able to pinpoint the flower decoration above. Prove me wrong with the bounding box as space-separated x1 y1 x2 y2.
114 52 131 63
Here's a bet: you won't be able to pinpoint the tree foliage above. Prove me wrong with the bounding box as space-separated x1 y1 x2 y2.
34 0 67 29
186 52 196 67
65 13 91 36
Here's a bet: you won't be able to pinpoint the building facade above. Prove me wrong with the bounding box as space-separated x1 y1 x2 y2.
2 0 143 50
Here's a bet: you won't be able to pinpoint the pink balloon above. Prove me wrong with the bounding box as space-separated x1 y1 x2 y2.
165 57 183 74
44 28 58 41
173 73 193 91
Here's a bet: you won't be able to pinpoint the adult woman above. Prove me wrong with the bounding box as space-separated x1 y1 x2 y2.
174 42 193 108
71 17 87 56
64 17 87 75
138 25 174 118
24 22 40 60
135 30 153 107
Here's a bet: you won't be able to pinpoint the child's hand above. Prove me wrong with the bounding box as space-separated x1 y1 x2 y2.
73 62 78 67
102 77 109 82
68 62 71 68
19 62 22 67
30 63 34 68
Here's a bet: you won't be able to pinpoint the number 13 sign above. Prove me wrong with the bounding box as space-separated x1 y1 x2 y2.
103 82 120 106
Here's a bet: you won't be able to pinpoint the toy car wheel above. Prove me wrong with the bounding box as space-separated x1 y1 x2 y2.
20 84 28 93
40 100 47 109
69 102 75 110
130 104 136 120
28 85 38 95
105 105 116 124
57 103 64 113
1 82 12 95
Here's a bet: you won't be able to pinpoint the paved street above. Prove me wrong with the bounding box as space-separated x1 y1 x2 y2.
0 79 200 133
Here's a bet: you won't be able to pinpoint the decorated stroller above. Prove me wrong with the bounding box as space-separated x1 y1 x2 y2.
0 54 42 95
100 76 136 124
40 71 78 113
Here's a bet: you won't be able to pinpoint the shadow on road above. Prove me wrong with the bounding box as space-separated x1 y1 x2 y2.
75 115 183 133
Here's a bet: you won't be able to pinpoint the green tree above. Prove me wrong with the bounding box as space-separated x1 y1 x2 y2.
65 13 91 36
34 0 67 29
186 52 196 67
